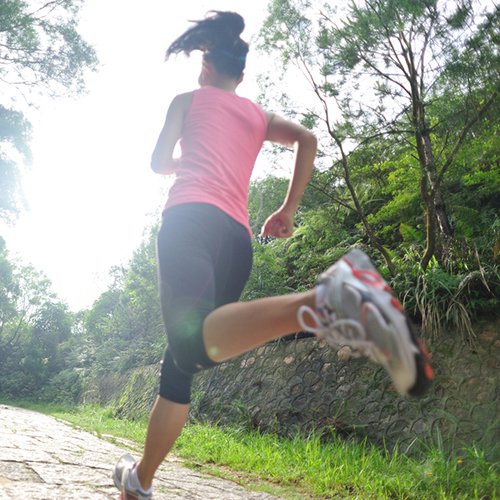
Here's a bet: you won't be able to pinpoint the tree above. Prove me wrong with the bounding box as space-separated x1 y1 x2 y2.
0 0 98 100
0 0 98 221
0 237 19 353
0 107 31 220
0 241 74 399
260 0 498 269
82 225 164 376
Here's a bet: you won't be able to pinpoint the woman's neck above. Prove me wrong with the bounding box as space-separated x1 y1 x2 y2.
204 75 238 93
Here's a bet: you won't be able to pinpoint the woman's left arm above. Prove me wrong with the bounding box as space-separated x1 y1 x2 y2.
260 113 317 238
151 91 193 174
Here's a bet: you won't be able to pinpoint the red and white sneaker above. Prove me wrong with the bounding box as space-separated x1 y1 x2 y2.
298 249 434 397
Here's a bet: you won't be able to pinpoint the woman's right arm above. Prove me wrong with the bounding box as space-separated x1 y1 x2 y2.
151 91 193 174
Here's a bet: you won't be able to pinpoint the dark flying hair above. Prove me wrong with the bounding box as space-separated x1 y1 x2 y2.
165 11 248 78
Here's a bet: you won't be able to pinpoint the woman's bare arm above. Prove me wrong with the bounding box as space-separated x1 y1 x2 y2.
260 113 317 238
151 92 193 174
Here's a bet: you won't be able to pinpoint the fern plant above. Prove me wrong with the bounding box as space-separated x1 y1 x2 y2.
390 248 499 341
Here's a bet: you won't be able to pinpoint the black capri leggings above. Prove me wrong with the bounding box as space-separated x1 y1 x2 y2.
157 203 253 404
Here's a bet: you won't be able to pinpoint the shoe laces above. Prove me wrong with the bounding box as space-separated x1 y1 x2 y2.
297 304 388 366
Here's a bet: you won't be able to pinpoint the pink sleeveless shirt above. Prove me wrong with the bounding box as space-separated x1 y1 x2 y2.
164 86 268 235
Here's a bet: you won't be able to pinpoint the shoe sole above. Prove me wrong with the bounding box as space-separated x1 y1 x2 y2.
404 318 434 396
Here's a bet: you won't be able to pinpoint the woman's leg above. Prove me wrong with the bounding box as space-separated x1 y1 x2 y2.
135 350 192 490
136 396 189 491
203 290 316 362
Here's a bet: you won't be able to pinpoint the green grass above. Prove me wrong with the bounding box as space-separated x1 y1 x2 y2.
7 401 499 499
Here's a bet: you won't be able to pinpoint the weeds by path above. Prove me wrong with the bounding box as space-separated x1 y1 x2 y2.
9 402 499 499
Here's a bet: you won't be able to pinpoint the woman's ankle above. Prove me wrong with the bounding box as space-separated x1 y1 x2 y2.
136 461 153 491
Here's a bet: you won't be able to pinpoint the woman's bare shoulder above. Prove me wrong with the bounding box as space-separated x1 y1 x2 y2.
172 90 195 109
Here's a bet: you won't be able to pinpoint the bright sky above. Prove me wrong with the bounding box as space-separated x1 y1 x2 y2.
2 0 272 312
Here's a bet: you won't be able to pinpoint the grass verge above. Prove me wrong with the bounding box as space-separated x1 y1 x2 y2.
6 401 498 499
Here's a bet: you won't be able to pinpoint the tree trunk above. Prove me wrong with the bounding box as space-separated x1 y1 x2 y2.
420 175 437 270
411 86 453 268
422 133 454 238
416 128 455 268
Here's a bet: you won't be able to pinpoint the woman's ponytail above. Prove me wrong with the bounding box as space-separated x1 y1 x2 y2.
166 11 248 78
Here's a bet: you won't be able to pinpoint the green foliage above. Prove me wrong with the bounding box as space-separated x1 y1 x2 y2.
0 240 74 400
242 241 290 300
278 208 360 289
112 366 159 421
0 0 98 220
442 4 499 92
0 106 32 220
391 250 500 339
260 0 498 270
259 0 314 66
40 368 82 404
31 402 148 443
0 0 98 98
81 224 164 379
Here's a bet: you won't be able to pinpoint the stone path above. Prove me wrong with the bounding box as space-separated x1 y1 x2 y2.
0 405 281 499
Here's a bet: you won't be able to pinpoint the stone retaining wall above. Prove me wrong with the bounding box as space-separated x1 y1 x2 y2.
190 322 499 458
86 321 499 459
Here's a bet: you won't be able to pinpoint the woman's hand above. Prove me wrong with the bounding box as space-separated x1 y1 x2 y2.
260 208 295 238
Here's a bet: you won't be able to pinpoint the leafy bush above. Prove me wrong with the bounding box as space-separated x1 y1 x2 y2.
391 249 500 340
40 369 82 404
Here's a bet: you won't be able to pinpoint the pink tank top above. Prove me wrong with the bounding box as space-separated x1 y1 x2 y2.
164 86 268 235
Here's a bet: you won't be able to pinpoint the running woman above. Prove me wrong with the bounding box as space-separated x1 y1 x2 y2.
113 11 433 499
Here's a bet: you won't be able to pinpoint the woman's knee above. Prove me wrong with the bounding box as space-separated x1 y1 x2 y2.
168 327 219 374
159 350 193 404
162 302 219 373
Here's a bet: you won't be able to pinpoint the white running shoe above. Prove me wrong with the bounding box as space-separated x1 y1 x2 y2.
298 249 433 396
112 453 152 500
